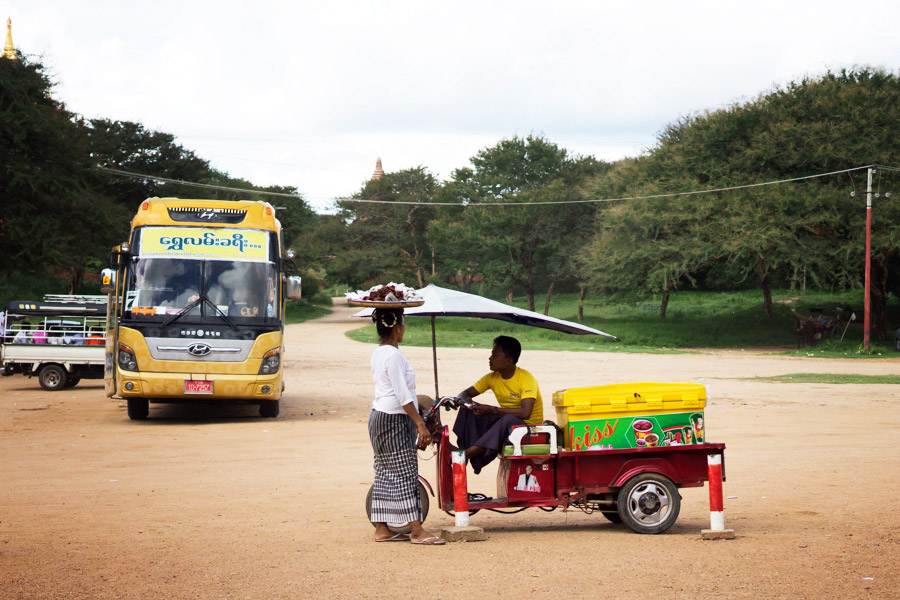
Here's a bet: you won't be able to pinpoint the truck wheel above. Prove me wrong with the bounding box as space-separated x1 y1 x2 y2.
64 377 81 388
616 473 681 534
365 480 430 534
38 365 68 391
127 398 149 420
259 400 280 418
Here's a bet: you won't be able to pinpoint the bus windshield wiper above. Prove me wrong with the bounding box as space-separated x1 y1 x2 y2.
205 297 238 330
162 294 238 330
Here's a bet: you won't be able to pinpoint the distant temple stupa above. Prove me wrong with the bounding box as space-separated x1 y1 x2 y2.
371 157 384 180
2 18 16 60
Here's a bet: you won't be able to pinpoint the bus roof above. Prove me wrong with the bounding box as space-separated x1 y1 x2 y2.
130 198 282 231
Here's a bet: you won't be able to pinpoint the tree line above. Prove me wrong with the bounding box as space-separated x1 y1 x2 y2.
2 55 899 339
296 69 900 339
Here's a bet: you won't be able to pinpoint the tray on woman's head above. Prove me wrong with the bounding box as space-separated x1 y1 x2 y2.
347 299 425 308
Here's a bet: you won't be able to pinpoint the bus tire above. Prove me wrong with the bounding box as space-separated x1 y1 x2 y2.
127 398 149 420
38 364 68 391
616 473 681 534
259 400 279 418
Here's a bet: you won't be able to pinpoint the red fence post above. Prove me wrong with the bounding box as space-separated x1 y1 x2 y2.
451 450 469 527
701 452 734 540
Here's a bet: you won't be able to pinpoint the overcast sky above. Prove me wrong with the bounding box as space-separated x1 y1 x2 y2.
4 1 899 212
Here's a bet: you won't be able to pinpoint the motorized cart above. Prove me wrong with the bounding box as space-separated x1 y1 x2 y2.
366 384 726 535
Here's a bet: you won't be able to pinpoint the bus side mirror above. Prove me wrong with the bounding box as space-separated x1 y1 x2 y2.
100 269 117 294
285 276 302 300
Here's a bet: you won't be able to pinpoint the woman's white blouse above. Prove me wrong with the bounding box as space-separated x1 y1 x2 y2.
370 345 417 414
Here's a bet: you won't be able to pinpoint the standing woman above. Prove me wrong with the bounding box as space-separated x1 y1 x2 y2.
368 307 445 545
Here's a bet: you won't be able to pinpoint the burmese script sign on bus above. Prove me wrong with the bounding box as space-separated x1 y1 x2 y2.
139 227 269 262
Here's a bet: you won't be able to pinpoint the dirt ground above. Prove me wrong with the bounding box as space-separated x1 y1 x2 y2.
1 302 898 599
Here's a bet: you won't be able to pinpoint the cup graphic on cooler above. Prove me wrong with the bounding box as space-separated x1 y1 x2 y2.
632 419 653 444
644 433 659 447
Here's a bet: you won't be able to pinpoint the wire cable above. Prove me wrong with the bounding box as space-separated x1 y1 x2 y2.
97 164 895 207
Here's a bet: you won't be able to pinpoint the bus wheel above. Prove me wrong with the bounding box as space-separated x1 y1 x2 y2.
38 365 68 391
127 398 149 420
259 400 280 418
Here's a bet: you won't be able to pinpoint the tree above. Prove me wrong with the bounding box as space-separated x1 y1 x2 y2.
449 135 605 310
86 119 317 248
0 56 124 289
323 167 442 288
583 68 900 335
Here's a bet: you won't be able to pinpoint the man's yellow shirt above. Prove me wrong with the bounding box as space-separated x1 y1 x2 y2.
473 367 543 425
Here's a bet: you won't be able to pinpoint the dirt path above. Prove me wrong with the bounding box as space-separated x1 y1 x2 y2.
1 303 898 599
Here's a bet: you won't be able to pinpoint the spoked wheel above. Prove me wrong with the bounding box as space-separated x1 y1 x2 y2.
365 479 430 534
616 473 681 534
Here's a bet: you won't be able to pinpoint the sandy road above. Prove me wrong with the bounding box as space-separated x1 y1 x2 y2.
1 302 898 599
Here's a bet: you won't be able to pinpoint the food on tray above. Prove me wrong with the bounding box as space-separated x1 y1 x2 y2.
345 283 422 303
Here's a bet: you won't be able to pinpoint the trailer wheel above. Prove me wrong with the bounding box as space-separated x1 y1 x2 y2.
127 398 149 420
616 473 681 534
365 480 430 535
600 510 622 523
38 365 68 391
259 400 280 418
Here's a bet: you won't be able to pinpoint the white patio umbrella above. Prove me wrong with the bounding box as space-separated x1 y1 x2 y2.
353 283 616 399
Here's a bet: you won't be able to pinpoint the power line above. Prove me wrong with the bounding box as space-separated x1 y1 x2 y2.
98 167 305 199
98 164 893 207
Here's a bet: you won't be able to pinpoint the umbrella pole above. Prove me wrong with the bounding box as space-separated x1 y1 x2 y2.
431 316 439 400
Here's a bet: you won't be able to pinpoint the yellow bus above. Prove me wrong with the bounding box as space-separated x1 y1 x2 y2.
101 198 302 420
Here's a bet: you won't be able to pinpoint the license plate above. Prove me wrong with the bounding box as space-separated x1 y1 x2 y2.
184 379 213 394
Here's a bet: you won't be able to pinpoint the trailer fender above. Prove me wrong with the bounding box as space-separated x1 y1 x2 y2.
612 459 681 489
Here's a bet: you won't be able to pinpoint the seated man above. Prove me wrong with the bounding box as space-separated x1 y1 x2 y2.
452 335 543 474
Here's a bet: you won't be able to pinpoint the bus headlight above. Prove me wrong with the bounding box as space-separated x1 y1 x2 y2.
259 348 281 375
118 342 139 372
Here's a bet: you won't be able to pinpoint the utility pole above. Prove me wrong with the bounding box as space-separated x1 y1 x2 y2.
863 167 874 351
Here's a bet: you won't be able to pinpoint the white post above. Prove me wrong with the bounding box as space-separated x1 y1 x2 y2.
451 450 469 527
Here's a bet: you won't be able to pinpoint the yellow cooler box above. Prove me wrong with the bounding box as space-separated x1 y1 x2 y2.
552 382 706 451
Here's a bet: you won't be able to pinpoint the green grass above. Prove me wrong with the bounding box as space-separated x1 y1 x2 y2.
284 295 332 324
345 288 899 356
747 373 900 384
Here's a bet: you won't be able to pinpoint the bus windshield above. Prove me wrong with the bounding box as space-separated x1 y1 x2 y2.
125 258 279 324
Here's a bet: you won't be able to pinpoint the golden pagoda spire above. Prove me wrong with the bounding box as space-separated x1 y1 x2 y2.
2 18 16 60
371 157 384 180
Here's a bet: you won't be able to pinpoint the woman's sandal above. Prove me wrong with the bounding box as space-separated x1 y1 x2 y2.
410 536 446 545
375 533 410 542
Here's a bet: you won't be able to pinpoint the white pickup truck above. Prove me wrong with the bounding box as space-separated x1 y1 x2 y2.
1 296 107 391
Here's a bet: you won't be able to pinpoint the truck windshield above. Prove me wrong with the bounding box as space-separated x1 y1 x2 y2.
125 258 279 324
